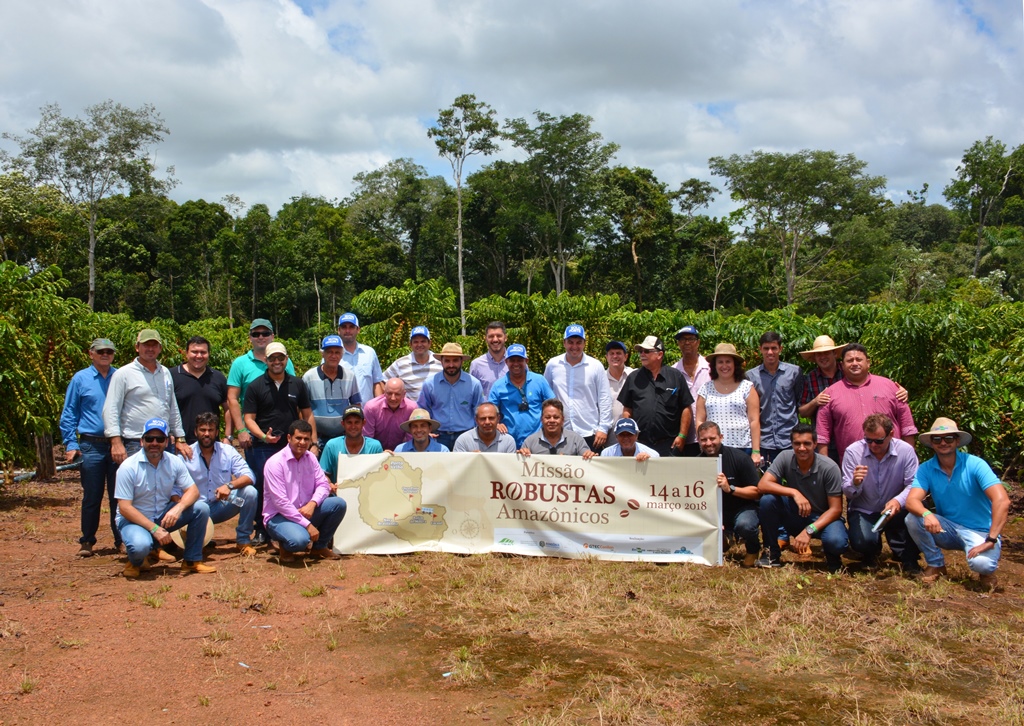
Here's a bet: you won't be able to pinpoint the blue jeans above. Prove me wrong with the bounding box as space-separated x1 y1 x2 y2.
724 504 761 554
906 513 1000 574
759 494 848 564
245 442 286 537
436 431 465 451
78 439 120 547
207 485 258 545
266 496 347 553
118 500 211 565
848 509 920 567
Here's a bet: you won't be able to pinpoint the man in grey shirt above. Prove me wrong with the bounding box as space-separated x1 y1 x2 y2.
518 399 595 459
746 330 803 465
453 403 517 453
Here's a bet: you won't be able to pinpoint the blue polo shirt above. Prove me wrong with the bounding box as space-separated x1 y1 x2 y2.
912 452 1001 532
60 364 117 451
395 439 451 453
488 371 555 447
417 370 483 433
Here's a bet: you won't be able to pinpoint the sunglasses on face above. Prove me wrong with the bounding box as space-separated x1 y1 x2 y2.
930 434 959 444
864 436 889 445
143 435 167 443
267 355 287 363
250 331 272 338
95 349 115 355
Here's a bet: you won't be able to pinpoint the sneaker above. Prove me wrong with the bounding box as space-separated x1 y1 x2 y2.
77 543 94 558
979 573 998 592
181 560 217 575
921 565 947 584
310 548 341 561
741 552 759 568
252 532 268 547
756 553 784 568
236 543 257 557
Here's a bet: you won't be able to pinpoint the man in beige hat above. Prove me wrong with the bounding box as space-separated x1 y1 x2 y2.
617 336 693 457
416 342 483 451
905 418 1008 591
396 409 450 453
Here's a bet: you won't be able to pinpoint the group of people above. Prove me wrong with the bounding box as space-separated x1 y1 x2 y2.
59 317 1008 590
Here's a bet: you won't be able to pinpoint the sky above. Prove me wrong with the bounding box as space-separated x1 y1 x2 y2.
1 0 1022 218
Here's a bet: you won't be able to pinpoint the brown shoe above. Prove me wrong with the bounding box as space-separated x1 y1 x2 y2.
741 553 758 568
123 562 141 579
150 547 177 564
236 544 257 557
777 538 789 552
274 541 296 562
921 565 947 584
77 543 94 558
979 573 998 592
181 560 217 575
310 548 341 561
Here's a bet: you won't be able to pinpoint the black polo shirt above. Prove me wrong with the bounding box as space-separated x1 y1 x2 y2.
616 365 694 445
242 372 311 439
701 444 760 516
171 365 228 443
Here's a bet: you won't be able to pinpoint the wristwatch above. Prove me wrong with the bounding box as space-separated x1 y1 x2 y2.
728 485 736 494
985 536 998 544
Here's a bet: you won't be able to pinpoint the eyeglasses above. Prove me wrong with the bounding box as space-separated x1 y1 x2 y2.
864 436 890 445
143 435 167 443
250 331 272 338
930 434 959 444
94 349 115 355
267 355 287 363
518 402 529 412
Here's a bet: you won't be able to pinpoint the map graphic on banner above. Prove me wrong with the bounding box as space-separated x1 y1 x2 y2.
336 453 722 564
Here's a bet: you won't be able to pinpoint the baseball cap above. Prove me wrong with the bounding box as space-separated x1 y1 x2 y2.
410 325 430 340
633 336 664 352
605 340 627 353
338 312 359 326
674 325 700 339
143 418 169 436
343 405 365 419
614 418 640 435
564 324 586 340
321 335 343 349
90 338 116 352
249 318 274 332
265 342 288 358
505 343 528 359
136 329 162 345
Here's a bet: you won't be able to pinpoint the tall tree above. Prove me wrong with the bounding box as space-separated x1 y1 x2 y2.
1 101 175 308
428 94 500 334
708 149 887 306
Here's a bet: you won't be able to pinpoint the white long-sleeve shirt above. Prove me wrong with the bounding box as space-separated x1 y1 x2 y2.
543 353 613 438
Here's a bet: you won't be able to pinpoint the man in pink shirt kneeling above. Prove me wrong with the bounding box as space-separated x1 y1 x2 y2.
263 420 346 561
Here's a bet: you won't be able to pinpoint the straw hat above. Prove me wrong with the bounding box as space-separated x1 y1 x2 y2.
400 408 441 433
799 335 847 361
919 417 972 449
437 342 470 359
705 342 744 365
169 519 215 549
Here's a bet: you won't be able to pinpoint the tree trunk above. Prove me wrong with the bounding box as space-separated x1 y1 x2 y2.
87 210 97 309
34 434 56 480
456 181 466 335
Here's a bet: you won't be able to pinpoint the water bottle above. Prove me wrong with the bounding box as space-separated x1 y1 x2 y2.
229 493 246 508
871 509 892 533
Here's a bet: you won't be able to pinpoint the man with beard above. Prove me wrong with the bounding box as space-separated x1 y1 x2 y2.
417 342 482 451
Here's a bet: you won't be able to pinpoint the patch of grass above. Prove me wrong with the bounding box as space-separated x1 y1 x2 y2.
352 600 408 632
201 642 224 658
264 682 277 691
125 593 137 603
327 634 338 652
23 523 37 535
157 584 172 593
209 628 233 642
300 584 326 597
56 637 85 649
177 592 190 601
210 579 249 605
197 695 210 707
202 615 222 624
265 638 284 653
19 674 37 694
354 582 384 595
142 594 163 609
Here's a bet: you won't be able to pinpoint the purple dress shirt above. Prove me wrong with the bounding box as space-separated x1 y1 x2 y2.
361 394 417 450
262 447 331 527
841 437 918 514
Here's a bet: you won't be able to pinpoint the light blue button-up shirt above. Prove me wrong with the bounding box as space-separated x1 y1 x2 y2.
183 441 255 503
746 362 803 451
115 449 195 524
342 342 385 406
417 370 483 432
60 364 117 451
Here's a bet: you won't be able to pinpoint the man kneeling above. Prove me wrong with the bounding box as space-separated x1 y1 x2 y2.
263 420 346 561
115 418 215 577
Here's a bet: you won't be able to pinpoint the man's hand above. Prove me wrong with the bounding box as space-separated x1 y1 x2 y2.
792 529 812 554
751 452 763 467
497 424 508 434
263 428 281 445
884 498 901 517
967 540 995 559
517 447 532 457
215 485 232 501
793 492 812 518
111 440 127 464
298 501 317 520
852 465 869 487
716 473 730 493
66 449 81 463
161 505 184 530
635 452 651 462
237 430 252 449
592 431 607 449
306 523 319 544
582 450 595 461
671 436 685 453
176 441 193 459
922 512 943 534
814 392 831 407
152 526 172 546
895 385 909 403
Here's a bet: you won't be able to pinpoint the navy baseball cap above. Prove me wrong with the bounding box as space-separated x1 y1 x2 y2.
338 312 359 326
321 335 343 349
614 418 640 435
506 343 528 359
143 418 169 436
674 325 700 339
605 340 627 353
564 324 586 340
410 325 430 340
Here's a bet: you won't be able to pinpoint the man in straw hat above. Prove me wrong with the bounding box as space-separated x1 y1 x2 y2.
905 418 1008 591
396 409 450 453
417 342 482 451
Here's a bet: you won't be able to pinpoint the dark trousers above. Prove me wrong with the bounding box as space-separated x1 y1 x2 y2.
724 503 761 554
436 431 467 451
759 494 848 566
78 439 120 547
245 441 287 537
848 509 920 566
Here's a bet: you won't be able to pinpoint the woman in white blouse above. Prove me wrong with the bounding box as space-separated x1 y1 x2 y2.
695 343 762 466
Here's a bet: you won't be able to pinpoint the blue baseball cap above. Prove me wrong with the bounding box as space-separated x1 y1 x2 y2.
605 340 627 353
143 418 169 436
614 418 640 435
321 335 343 349
505 343 528 359
410 325 430 340
674 325 700 339
564 324 586 340
338 312 359 326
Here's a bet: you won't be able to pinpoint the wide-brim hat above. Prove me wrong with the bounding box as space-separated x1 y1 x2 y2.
919 417 972 448
437 342 470 359
400 408 441 433
800 335 847 361
706 342 744 365
169 519 215 549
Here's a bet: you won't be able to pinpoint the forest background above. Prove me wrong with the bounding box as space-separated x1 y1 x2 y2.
1 99 1022 477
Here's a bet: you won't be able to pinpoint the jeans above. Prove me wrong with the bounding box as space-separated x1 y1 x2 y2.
266 496 347 553
436 431 465 451
724 504 761 554
906 513 1000 574
118 500 211 565
245 442 286 537
78 439 120 547
759 494 848 564
207 485 259 545
848 509 920 566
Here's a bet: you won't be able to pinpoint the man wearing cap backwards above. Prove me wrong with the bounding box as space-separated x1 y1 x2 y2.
698 421 762 567
303 335 362 449
103 328 189 464
115 418 215 578
469 321 509 398
263 419 346 562
600 418 659 461
544 325 613 452
318 405 385 484
604 341 634 435
61 338 121 556
518 399 595 459
395 409 450 453
182 412 259 557
616 336 694 457
226 318 296 452
745 331 803 466
362 378 418 451
841 414 921 572
672 326 711 457
417 343 483 451
337 312 386 404
815 343 917 464
170 336 232 446
905 418 1008 591
488 344 556 448
242 341 315 545
453 403 517 453
383 325 443 401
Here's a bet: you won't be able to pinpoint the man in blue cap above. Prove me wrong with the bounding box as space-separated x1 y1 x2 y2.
544 325 613 451
303 334 361 449
383 325 443 401
488 344 555 447
115 418 215 578
337 312 385 404
672 325 710 457
600 418 659 461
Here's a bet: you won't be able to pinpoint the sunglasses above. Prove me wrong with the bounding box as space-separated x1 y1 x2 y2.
94 349 115 355
267 355 287 363
143 435 167 443
250 331 272 338
864 436 889 445
930 434 959 444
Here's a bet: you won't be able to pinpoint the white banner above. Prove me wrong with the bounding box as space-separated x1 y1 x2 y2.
334 453 722 564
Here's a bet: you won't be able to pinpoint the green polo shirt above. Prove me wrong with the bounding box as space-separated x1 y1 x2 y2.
226 350 296 409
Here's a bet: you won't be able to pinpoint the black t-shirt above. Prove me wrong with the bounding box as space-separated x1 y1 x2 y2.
701 444 760 514
616 365 695 445
171 365 228 443
242 372 311 439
